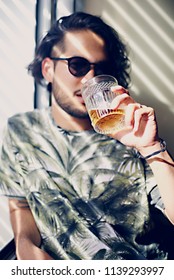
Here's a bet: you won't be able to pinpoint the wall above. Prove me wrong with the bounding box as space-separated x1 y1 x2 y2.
0 0 36 250
0 0 76 252
82 0 174 157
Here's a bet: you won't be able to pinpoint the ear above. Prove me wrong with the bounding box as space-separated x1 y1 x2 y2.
42 58 54 82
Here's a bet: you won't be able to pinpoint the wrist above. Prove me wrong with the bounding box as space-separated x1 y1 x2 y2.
138 139 167 160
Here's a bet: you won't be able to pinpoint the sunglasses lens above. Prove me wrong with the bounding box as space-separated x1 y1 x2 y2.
69 57 90 77
94 62 110 76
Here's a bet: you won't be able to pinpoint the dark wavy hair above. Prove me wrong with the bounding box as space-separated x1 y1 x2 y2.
28 12 131 91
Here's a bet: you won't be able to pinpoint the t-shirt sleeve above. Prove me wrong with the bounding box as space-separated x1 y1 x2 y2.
0 123 26 198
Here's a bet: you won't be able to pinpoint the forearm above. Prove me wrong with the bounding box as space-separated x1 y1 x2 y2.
139 144 174 224
109 90 174 223
9 199 53 260
15 236 53 260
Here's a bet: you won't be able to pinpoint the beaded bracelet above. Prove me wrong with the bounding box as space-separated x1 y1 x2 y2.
138 139 167 160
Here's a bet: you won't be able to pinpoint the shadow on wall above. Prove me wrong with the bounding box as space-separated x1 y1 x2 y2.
83 0 174 157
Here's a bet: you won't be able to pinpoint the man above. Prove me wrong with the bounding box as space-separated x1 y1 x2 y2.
0 12 174 260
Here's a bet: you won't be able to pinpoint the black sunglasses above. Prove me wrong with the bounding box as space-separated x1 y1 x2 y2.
50 56 111 77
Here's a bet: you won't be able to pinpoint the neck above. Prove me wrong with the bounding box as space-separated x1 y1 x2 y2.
51 97 93 132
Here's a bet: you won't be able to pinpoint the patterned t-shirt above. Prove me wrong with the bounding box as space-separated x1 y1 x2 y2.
0 108 168 259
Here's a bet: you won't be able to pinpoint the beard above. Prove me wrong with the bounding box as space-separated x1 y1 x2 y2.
52 80 90 119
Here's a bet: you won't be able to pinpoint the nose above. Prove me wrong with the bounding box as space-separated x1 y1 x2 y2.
81 68 95 85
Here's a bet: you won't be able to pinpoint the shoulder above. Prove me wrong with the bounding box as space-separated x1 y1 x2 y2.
7 107 51 132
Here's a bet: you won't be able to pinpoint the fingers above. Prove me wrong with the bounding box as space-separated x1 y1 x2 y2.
125 103 141 127
110 93 132 109
125 103 155 132
111 85 129 95
110 86 134 109
133 106 155 132
110 85 156 133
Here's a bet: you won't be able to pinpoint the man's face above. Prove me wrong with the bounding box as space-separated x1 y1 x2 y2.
46 30 107 119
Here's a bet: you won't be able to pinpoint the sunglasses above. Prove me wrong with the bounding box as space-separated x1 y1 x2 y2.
50 56 111 77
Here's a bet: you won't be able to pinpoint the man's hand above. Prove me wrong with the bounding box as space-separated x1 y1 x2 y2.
109 86 159 152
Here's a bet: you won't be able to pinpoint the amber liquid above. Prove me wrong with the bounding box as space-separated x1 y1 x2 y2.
89 108 125 134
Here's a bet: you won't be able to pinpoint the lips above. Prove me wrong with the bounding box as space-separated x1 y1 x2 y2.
74 90 82 96
74 90 85 105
